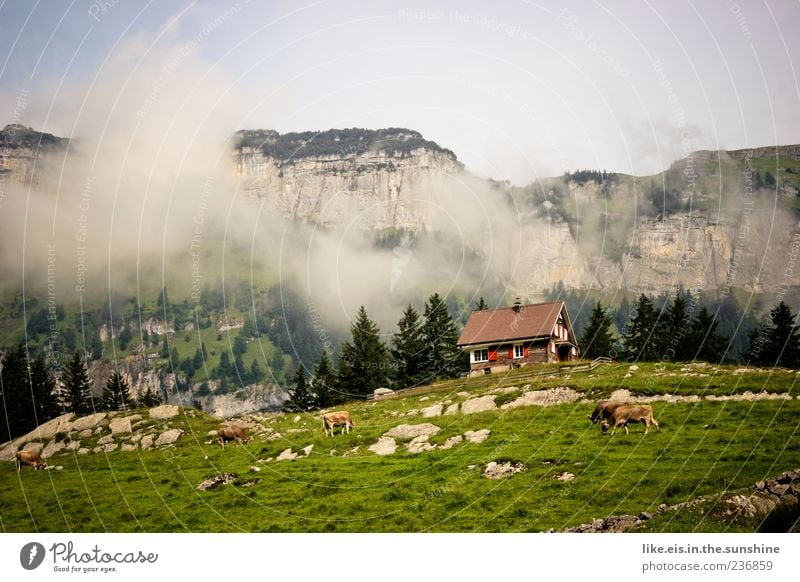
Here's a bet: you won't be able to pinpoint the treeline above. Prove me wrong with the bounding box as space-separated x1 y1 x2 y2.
580 292 800 367
285 293 466 411
0 348 161 442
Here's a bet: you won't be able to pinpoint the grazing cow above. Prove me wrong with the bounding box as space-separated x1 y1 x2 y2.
589 399 627 424
16 450 46 472
322 411 353 437
217 425 251 448
601 404 660 436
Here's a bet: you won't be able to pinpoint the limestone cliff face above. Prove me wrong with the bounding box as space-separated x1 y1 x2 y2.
0 123 68 186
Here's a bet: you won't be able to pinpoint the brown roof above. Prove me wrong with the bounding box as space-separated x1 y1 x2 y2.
457 301 568 346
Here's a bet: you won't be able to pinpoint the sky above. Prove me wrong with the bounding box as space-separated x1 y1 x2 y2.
1 0 799 185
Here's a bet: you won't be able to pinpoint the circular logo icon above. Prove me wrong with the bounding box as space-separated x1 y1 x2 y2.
20 542 46 570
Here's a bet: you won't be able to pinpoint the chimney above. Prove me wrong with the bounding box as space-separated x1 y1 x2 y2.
512 297 522 314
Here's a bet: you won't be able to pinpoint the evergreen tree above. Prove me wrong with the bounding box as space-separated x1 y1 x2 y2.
286 366 314 411
102 371 122 411
233 335 247 358
688 306 728 363
0 346 32 441
621 294 661 361
312 351 339 408
474 297 488 311
61 351 93 415
580 301 614 360
29 355 59 423
663 293 691 361
420 293 463 381
217 350 232 378
338 306 389 398
250 360 264 383
140 386 162 407
748 301 800 367
193 347 205 371
614 295 632 333
118 326 133 351
242 315 257 338
391 304 426 388
91 328 103 360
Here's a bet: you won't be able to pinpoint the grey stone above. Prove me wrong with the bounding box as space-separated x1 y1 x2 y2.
148 405 180 420
101 443 118 452
464 429 491 443
120 443 137 452
41 440 66 458
385 423 441 440
155 429 184 446
444 403 459 416
109 417 132 436
71 413 108 432
461 395 497 415
406 435 436 453
421 403 443 418
276 448 297 461
302 444 314 457
484 461 527 479
440 435 463 450
77 447 90 455
97 435 114 445
140 435 154 449
79 429 93 439
368 437 397 456
22 442 44 453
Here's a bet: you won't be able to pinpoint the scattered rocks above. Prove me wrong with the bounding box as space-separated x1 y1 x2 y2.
385 423 441 440
373 387 395 398
368 437 398 456
464 429 491 444
406 435 436 454
109 417 132 436
120 444 137 452
444 403 459 415
421 403 443 418
196 473 237 491
440 435 463 450
484 461 527 480
276 448 298 461
501 387 581 409
148 405 180 420
554 472 575 482
566 514 642 533
461 395 497 415
71 413 108 432
97 435 114 445
101 443 118 453
155 429 184 447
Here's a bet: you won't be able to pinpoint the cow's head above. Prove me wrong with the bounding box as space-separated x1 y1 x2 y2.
600 420 611 433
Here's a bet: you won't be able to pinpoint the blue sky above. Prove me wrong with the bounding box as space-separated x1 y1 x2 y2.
2 0 799 183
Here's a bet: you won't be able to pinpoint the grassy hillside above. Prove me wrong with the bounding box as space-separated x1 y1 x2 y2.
2 361 799 532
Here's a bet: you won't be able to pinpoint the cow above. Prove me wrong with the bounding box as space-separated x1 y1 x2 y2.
589 399 627 425
601 404 660 436
217 425 251 448
16 450 46 472
322 411 354 437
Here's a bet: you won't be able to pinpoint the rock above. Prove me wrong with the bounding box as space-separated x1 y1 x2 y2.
125 414 142 424
456 391 470 397
92 447 102 454
484 461 527 479
385 423 441 440
77 448 90 455
120 443 137 452
97 435 114 445
404 409 419 417
624 373 632 378
41 440 66 458
461 395 497 415
440 435 463 450
5 413 74 447
250 466 261 472
293 415 301 423
207 430 218 437
368 437 397 456
93 427 103 435
755 481 766 491
629 365 639 371
421 403 443 418
102 443 118 452
373 387 394 398
79 429 93 439
444 403 459 415
406 435 436 453
149 405 180 420
276 448 298 461
464 429 491 443
130 434 144 443
109 417 132 436
71 413 108 432
768 484 790 497
501 387 581 409
155 429 184 447
196 473 237 491
554 472 575 482
302 445 314 457
22 442 44 453
750 495 778 515
140 435 154 449
639 512 653 520
66 441 81 451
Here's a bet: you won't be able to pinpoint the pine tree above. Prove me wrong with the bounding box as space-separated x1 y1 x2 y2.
474 297 488 311
140 386 162 407
748 301 800 367
663 293 691 361
420 293 463 381
689 306 728 362
312 351 339 408
391 304 426 388
622 294 661 361
0 346 32 441
61 351 93 415
338 306 389 399
29 355 59 423
102 371 133 411
193 347 205 371
580 301 614 360
286 366 314 411
250 360 264 383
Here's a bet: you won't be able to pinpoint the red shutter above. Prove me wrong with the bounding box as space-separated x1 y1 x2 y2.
524 346 529 357
508 347 514 358
489 349 498 361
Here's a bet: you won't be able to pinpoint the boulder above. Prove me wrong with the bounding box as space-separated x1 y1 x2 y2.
79 429 93 439
440 435 463 450
196 473 237 491
71 413 108 432
42 440 66 458
77 447 90 455
406 435 436 454
368 437 397 456
554 472 575 482
385 423 441 440
97 435 114 445
109 417 132 436
444 403 459 416
461 395 497 415
276 448 298 461
373 387 394 398
155 429 184 447
149 405 180 420
120 443 137 452
421 403 444 418
101 443 118 453
500 387 581 409
66 441 81 451
484 461 527 480
130 434 144 443
140 435 155 449
464 429 491 444
22 442 43 453
302 445 314 457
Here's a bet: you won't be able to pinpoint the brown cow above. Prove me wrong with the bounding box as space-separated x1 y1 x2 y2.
589 399 627 424
601 404 660 436
217 425 251 448
322 411 353 437
16 450 46 472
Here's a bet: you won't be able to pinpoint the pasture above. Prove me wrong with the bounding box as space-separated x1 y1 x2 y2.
1 362 799 532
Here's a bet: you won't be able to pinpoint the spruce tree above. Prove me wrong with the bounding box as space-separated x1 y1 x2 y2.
312 351 338 408
580 301 614 360
140 386 162 407
689 306 727 362
663 293 691 361
748 301 800 367
0 346 32 440
29 355 59 423
286 366 314 411
102 371 133 411
474 297 488 311
622 294 660 361
61 351 93 415
338 306 389 398
420 293 462 381
391 304 426 388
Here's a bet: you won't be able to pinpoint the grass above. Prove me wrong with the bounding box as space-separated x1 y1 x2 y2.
2 361 799 532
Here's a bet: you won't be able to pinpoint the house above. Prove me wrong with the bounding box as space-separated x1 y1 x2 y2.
457 299 580 376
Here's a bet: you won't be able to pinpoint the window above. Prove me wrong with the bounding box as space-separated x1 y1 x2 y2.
473 349 489 363
514 344 524 359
